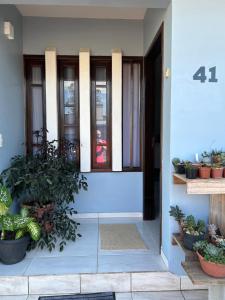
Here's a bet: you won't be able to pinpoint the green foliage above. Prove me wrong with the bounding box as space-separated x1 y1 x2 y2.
0 184 12 216
183 215 205 235
169 206 185 224
194 240 225 265
0 132 88 251
172 158 180 167
201 151 211 158
0 184 41 241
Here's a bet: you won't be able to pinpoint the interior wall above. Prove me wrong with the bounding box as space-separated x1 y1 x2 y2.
23 17 143 56
0 5 24 173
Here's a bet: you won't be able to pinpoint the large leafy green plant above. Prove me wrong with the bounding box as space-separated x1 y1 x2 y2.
0 185 40 241
1 131 88 251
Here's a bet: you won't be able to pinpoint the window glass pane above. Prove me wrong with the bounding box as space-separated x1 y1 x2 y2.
64 107 76 125
64 126 76 142
95 86 108 164
96 67 106 85
31 86 43 142
64 81 75 105
64 67 75 81
32 66 42 84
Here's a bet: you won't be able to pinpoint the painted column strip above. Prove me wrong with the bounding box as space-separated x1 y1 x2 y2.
79 49 91 172
112 49 122 171
45 48 58 141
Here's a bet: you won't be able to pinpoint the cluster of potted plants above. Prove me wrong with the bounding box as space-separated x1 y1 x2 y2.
170 206 225 278
0 130 88 254
172 150 225 179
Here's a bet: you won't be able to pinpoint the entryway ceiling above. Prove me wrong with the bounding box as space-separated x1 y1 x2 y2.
16 5 147 20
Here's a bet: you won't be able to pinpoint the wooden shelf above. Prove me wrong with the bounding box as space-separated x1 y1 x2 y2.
172 233 197 262
182 261 225 285
173 173 225 195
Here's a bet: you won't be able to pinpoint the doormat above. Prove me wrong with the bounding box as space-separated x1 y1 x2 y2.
100 223 148 250
39 292 116 300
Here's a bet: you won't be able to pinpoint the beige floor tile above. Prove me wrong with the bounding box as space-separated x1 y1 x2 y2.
132 291 184 300
116 293 133 300
182 290 208 300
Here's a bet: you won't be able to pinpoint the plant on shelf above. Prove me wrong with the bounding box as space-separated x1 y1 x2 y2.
201 151 211 164
172 158 186 174
1 130 88 252
211 149 223 164
199 163 211 179
0 184 40 264
185 162 198 179
169 205 185 238
211 163 223 179
193 240 225 278
169 206 205 248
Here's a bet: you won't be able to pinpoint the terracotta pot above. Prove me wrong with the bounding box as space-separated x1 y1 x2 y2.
197 252 225 278
199 167 211 179
211 168 223 179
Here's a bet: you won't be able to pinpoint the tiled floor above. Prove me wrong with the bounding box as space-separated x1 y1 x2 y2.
0 290 208 300
0 217 167 276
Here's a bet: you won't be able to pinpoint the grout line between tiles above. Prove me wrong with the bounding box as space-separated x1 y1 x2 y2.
180 290 186 300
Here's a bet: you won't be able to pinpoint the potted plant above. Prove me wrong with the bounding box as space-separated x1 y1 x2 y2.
169 205 185 239
185 163 198 179
172 158 185 174
193 240 225 278
201 151 211 164
211 163 223 179
182 215 205 250
199 164 211 179
0 185 40 264
1 130 88 252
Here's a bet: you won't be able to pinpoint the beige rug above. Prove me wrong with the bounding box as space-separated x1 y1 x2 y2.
100 224 148 250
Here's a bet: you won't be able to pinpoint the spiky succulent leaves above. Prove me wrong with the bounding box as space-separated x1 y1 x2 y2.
193 240 208 252
169 206 185 223
27 221 41 241
197 220 205 233
0 185 12 216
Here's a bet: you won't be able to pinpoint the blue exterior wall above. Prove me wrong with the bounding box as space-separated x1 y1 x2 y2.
76 172 143 213
23 17 143 56
0 5 24 173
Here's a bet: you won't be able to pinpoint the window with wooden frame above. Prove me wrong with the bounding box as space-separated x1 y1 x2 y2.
91 57 112 171
24 55 46 154
122 57 143 171
58 56 80 166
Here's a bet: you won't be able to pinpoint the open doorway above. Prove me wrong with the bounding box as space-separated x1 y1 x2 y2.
143 24 163 222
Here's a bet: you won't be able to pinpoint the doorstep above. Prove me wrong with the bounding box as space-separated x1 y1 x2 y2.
0 272 208 296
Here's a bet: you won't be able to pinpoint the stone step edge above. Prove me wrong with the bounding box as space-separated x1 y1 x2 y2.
0 272 208 296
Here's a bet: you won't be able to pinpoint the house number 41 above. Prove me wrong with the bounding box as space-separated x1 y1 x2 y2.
193 66 218 83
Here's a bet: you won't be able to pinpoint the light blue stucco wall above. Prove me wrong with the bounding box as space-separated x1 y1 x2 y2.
168 0 225 274
0 5 24 173
75 172 143 213
23 17 143 56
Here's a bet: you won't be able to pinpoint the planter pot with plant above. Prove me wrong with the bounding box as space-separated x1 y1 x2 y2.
182 215 205 250
1 130 88 252
194 240 225 278
211 164 223 179
172 158 186 174
199 164 211 179
0 185 40 264
185 163 198 179
201 151 211 164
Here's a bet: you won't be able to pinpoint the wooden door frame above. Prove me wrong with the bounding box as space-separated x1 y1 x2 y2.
143 23 164 222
